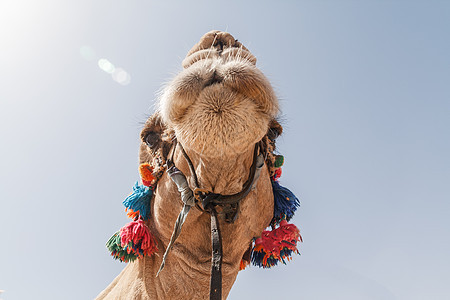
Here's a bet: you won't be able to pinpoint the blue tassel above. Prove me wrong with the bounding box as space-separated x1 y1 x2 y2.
123 181 152 220
272 180 299 223
251 249 270 268
251 249 296 268
251 249 279 268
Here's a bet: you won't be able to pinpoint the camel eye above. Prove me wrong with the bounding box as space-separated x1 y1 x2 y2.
145 132 160 148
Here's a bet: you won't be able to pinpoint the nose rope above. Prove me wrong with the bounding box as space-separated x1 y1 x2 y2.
156 164 196 277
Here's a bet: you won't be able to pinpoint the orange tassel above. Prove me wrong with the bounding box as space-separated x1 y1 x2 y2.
139 163 155 186
239 259 249 270
125 208 140 219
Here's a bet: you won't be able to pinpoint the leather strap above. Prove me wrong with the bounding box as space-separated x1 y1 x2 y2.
209 208 222 300
156 165 196 277
161 141 264 300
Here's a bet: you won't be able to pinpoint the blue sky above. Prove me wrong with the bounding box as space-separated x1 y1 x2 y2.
0 1 449 299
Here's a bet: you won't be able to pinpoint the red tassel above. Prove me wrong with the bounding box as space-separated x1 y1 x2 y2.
120 219 158 257
252 220 302 268
272 168 282 181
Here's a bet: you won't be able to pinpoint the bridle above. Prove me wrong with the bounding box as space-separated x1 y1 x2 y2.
156 139 265 300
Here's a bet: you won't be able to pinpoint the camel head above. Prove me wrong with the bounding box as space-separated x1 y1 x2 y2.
98 31 300 300
157 30 279 157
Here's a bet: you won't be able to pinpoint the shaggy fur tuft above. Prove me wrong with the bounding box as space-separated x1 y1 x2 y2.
158 31 279 157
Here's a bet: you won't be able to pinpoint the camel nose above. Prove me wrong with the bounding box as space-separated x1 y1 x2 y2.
182 31 257 69
186 30 239 56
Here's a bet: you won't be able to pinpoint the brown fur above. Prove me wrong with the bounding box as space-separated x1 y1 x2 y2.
97 31 281 299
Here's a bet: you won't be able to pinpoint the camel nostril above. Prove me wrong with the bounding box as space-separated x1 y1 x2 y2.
212 72 222 84
215 40 224 52
205 71 223 87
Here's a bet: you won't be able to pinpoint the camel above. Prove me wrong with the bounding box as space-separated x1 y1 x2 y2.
97 30 300 300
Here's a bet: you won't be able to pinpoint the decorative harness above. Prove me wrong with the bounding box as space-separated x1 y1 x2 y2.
157 140 265 299
106 130 302 300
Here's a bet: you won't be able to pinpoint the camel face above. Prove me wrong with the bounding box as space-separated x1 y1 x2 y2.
97 31 302 300
159 31 279 157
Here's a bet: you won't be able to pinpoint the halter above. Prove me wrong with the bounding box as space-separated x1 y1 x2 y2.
157 139 265 300
105 123 302 300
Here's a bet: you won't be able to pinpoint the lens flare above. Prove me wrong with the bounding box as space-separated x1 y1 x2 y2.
98 58 115 74
112 68 131 85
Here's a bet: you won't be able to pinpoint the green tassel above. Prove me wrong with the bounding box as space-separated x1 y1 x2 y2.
106 231 138 263
274 155 284 168
106 232 121 251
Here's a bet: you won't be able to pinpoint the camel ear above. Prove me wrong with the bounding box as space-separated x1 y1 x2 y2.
263 119 283 178
139 112 174 165
267 119 283 142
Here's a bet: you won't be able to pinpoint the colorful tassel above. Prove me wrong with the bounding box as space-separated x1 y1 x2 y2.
106 231 138 263
239 244 252 271
239 259 250 271
139 163 156 187
108 150 303 270
272 180 300 223
120 219 158 257
272 168 282 181
123 182 152 220
251 220 302 268
274 155 284 168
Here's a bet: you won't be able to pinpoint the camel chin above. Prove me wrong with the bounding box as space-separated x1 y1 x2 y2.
158 30 279 157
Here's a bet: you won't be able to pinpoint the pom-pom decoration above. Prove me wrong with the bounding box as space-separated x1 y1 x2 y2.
272 168 282 181
274 155 284 168
120 219 158 258
106 231 138 263
251 220 302 268
272 180 300 224
106 220 157 262
139 163 155 187
123 182 153 220
107 164 159 263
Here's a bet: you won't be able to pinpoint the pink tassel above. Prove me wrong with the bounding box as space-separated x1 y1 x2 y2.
120 219 158 257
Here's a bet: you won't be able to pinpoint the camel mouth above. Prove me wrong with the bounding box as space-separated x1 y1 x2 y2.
158 31 279 157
